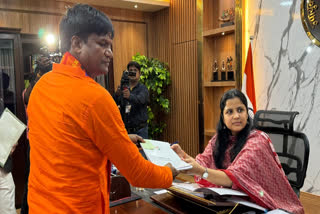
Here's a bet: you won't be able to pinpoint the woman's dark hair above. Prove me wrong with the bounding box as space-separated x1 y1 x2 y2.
127 61 141 72
214 89 253 169
59 4 114 53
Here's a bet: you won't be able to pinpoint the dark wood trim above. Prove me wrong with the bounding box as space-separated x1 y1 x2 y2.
0 32 24 122
21 34 40 44
0 27 21 34
0 31 26 208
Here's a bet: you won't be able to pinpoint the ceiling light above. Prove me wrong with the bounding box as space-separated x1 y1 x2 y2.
45 34 56 46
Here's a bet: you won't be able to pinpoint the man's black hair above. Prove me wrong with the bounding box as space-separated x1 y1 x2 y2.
127 61 141 72
59 4 114 53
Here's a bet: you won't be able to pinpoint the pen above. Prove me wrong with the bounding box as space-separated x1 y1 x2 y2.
170 141 179 146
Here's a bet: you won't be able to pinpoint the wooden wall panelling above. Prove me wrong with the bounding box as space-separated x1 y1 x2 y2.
112 21 147 90
203 34 235 82
0 0 149 34
0 0 150 91
148 8 171 64
0 10 61 34
0 0 67 14
203 0 217 30
169 41 199 156
171 0 196 44
148 0 199 157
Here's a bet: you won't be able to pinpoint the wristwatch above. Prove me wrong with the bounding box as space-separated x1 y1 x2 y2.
201 167 208 179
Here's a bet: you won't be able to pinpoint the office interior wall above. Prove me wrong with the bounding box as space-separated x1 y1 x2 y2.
1 0 200 169
246 0 320 195
148 0 200 157
0 0 149 91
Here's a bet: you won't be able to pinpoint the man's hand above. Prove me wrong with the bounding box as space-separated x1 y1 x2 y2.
165 163 179 179
10 142 18 155
128 134 144 144
122 89 130 99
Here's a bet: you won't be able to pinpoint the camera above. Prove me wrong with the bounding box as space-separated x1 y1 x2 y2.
128 71 137 77
37 46 61 73
120 70 130 91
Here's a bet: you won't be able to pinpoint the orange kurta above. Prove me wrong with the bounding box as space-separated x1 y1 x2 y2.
27 53 172 214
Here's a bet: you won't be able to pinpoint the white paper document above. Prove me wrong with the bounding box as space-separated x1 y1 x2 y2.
141 139 192 170
171 182 266 212
227 197 267 212
0 108 27 167
205 187 248 196
172 182 199 191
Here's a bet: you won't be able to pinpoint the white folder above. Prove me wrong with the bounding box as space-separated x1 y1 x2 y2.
0 108 27 167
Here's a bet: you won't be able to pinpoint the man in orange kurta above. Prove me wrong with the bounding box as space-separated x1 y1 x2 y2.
27 4 175 214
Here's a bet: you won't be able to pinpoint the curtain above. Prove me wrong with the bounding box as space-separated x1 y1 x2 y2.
0 40 16 114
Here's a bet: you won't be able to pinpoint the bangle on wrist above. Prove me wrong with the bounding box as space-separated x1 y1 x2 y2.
201 167 209 179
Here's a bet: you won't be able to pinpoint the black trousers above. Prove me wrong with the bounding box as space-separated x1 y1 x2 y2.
21 142 30 214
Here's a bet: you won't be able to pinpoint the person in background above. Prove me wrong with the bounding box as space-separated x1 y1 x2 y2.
172 89 304 214
27 4 178 214
0 72 16 214
21 56 52 214
23 56 52 106
113 61 149 139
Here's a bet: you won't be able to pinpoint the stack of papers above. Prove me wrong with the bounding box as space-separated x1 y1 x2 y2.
141 139 192 170
170 183 267 212
0 108 27 167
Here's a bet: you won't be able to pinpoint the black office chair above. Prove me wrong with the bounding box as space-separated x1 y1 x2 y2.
253 110 310 197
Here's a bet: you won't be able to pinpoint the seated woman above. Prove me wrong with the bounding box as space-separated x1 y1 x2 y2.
172 89 303 214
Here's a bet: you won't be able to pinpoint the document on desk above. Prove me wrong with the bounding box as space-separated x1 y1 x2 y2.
169 183 267 211
141 139 192 170
0 108 27 167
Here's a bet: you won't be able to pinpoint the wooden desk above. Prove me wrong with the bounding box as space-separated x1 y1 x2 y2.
110 199 168 214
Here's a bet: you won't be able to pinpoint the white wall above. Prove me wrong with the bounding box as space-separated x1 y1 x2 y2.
247 0 320 194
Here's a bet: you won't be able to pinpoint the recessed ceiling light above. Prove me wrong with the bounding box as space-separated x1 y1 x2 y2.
134 4 138 9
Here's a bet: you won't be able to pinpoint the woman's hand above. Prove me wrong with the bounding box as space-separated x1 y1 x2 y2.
171 144 187 159
171 144 205 176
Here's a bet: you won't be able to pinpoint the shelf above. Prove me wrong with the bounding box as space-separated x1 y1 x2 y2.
204 81 236 87
205 129 216 136
203 25 235 38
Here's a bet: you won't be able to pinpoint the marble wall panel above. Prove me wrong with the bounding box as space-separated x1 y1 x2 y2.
247 0 320 194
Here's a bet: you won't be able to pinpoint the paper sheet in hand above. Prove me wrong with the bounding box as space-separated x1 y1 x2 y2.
141 139 192 170
0 108 27 167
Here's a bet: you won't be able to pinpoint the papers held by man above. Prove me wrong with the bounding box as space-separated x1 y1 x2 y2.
141 139 192 171
0 108 27 167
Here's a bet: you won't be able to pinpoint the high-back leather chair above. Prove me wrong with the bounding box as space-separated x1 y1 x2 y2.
253 110 310 197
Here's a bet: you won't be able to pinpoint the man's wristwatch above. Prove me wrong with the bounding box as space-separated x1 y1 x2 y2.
201 167 208 179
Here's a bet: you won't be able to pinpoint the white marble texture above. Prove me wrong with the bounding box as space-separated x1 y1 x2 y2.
248 0 320 194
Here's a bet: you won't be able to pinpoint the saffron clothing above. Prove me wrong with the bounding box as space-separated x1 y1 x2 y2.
27 52 172 214
195 129 304 214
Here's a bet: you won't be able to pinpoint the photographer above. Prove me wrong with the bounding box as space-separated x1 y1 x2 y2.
23 56 52 105
114 61 149 139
